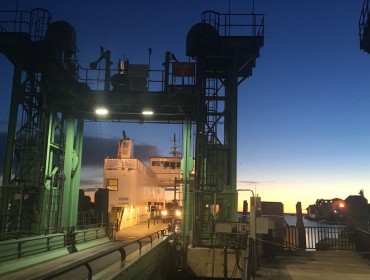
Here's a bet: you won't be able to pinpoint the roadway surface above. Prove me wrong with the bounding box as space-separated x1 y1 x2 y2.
0 220 169 280
1 222 370 280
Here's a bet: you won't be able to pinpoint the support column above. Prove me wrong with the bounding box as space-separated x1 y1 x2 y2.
224 67 238 221
70 119 84 226
0 66 22 229
2 66 21 186
60 115 76 228
182 119 193 247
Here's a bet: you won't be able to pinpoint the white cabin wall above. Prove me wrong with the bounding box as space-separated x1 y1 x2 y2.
103 158 164 229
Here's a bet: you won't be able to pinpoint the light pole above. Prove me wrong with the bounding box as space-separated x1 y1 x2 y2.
237 188 259 280
237 189 256 238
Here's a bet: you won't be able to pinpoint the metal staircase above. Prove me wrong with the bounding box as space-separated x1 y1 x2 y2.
188 9 264 246
360 0 370 53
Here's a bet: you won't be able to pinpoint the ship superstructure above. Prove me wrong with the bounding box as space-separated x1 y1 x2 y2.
103 131 183 231
103 132 165 230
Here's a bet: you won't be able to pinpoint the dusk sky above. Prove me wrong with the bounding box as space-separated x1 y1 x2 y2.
1 1 370 213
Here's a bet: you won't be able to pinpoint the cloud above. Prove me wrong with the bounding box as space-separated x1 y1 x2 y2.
80 136 160 188
0 133 159 178
82 135 160 167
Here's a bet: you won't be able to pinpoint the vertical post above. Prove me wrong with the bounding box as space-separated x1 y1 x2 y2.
182 119 193 247
0 66 22 231
70 119 84 226
164 52 171 92
296 202 306 249
243 200 248 223
2 66 21 186
60 115 75 228
224 64 238 222
104 50 111 92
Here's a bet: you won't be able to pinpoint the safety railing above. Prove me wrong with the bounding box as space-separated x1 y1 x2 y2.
193 220 250 248
201 10 264 37
0 9 193 95
77 211 108 229
0 226 107 262
0 9 51 40
27 227 171 280
77 63 195 93
267 226 356 252
350 227 370 252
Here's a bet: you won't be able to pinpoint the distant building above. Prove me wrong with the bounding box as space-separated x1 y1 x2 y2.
344 194 368 230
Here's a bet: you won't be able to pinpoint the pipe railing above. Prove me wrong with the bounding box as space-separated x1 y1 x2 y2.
30 227 171 280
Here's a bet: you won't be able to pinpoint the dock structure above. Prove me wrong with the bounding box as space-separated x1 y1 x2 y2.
0 222 171 280
1 225 370 279
256 250 370 280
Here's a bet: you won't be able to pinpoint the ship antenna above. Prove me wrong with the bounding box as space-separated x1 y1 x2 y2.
170 133 180 157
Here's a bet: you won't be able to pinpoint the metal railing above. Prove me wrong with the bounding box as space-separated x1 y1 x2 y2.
0 9 51 40
351 228 370 253
201 10 264 37
27 227 170 280
192 220 250 248
0 210 108 240
0 8 193 95
244 226 370 280
0 227 107 262
267 226 357 252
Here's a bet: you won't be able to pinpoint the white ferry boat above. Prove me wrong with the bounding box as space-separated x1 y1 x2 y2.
103 132 181 230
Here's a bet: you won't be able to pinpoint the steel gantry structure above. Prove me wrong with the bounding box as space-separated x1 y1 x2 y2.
360 0 370 53
0 8 197 236
186 11 264 248
0 7 264 275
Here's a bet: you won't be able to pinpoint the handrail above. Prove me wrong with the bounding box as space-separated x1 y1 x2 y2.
0 9 51 39
201 11 264 37
0 227 107 262
352 227 370 252
31 227 171 280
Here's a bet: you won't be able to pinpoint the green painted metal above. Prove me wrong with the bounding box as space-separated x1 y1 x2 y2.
60 115 84 228
70 119 84 225
189 11 264 245
2 66 21 188
0 66 21 229
181 119 193 247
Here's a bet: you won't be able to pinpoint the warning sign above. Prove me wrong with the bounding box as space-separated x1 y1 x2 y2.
172 62 196 77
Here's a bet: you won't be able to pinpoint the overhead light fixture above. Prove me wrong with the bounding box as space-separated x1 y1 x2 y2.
95 107 108 115
142 110 153 115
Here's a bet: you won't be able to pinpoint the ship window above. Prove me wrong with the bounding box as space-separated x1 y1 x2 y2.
164 161 170 168
106 178 118 191
152 161 162 166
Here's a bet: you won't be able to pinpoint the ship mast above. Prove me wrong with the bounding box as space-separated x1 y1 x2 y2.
170 133 181 157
